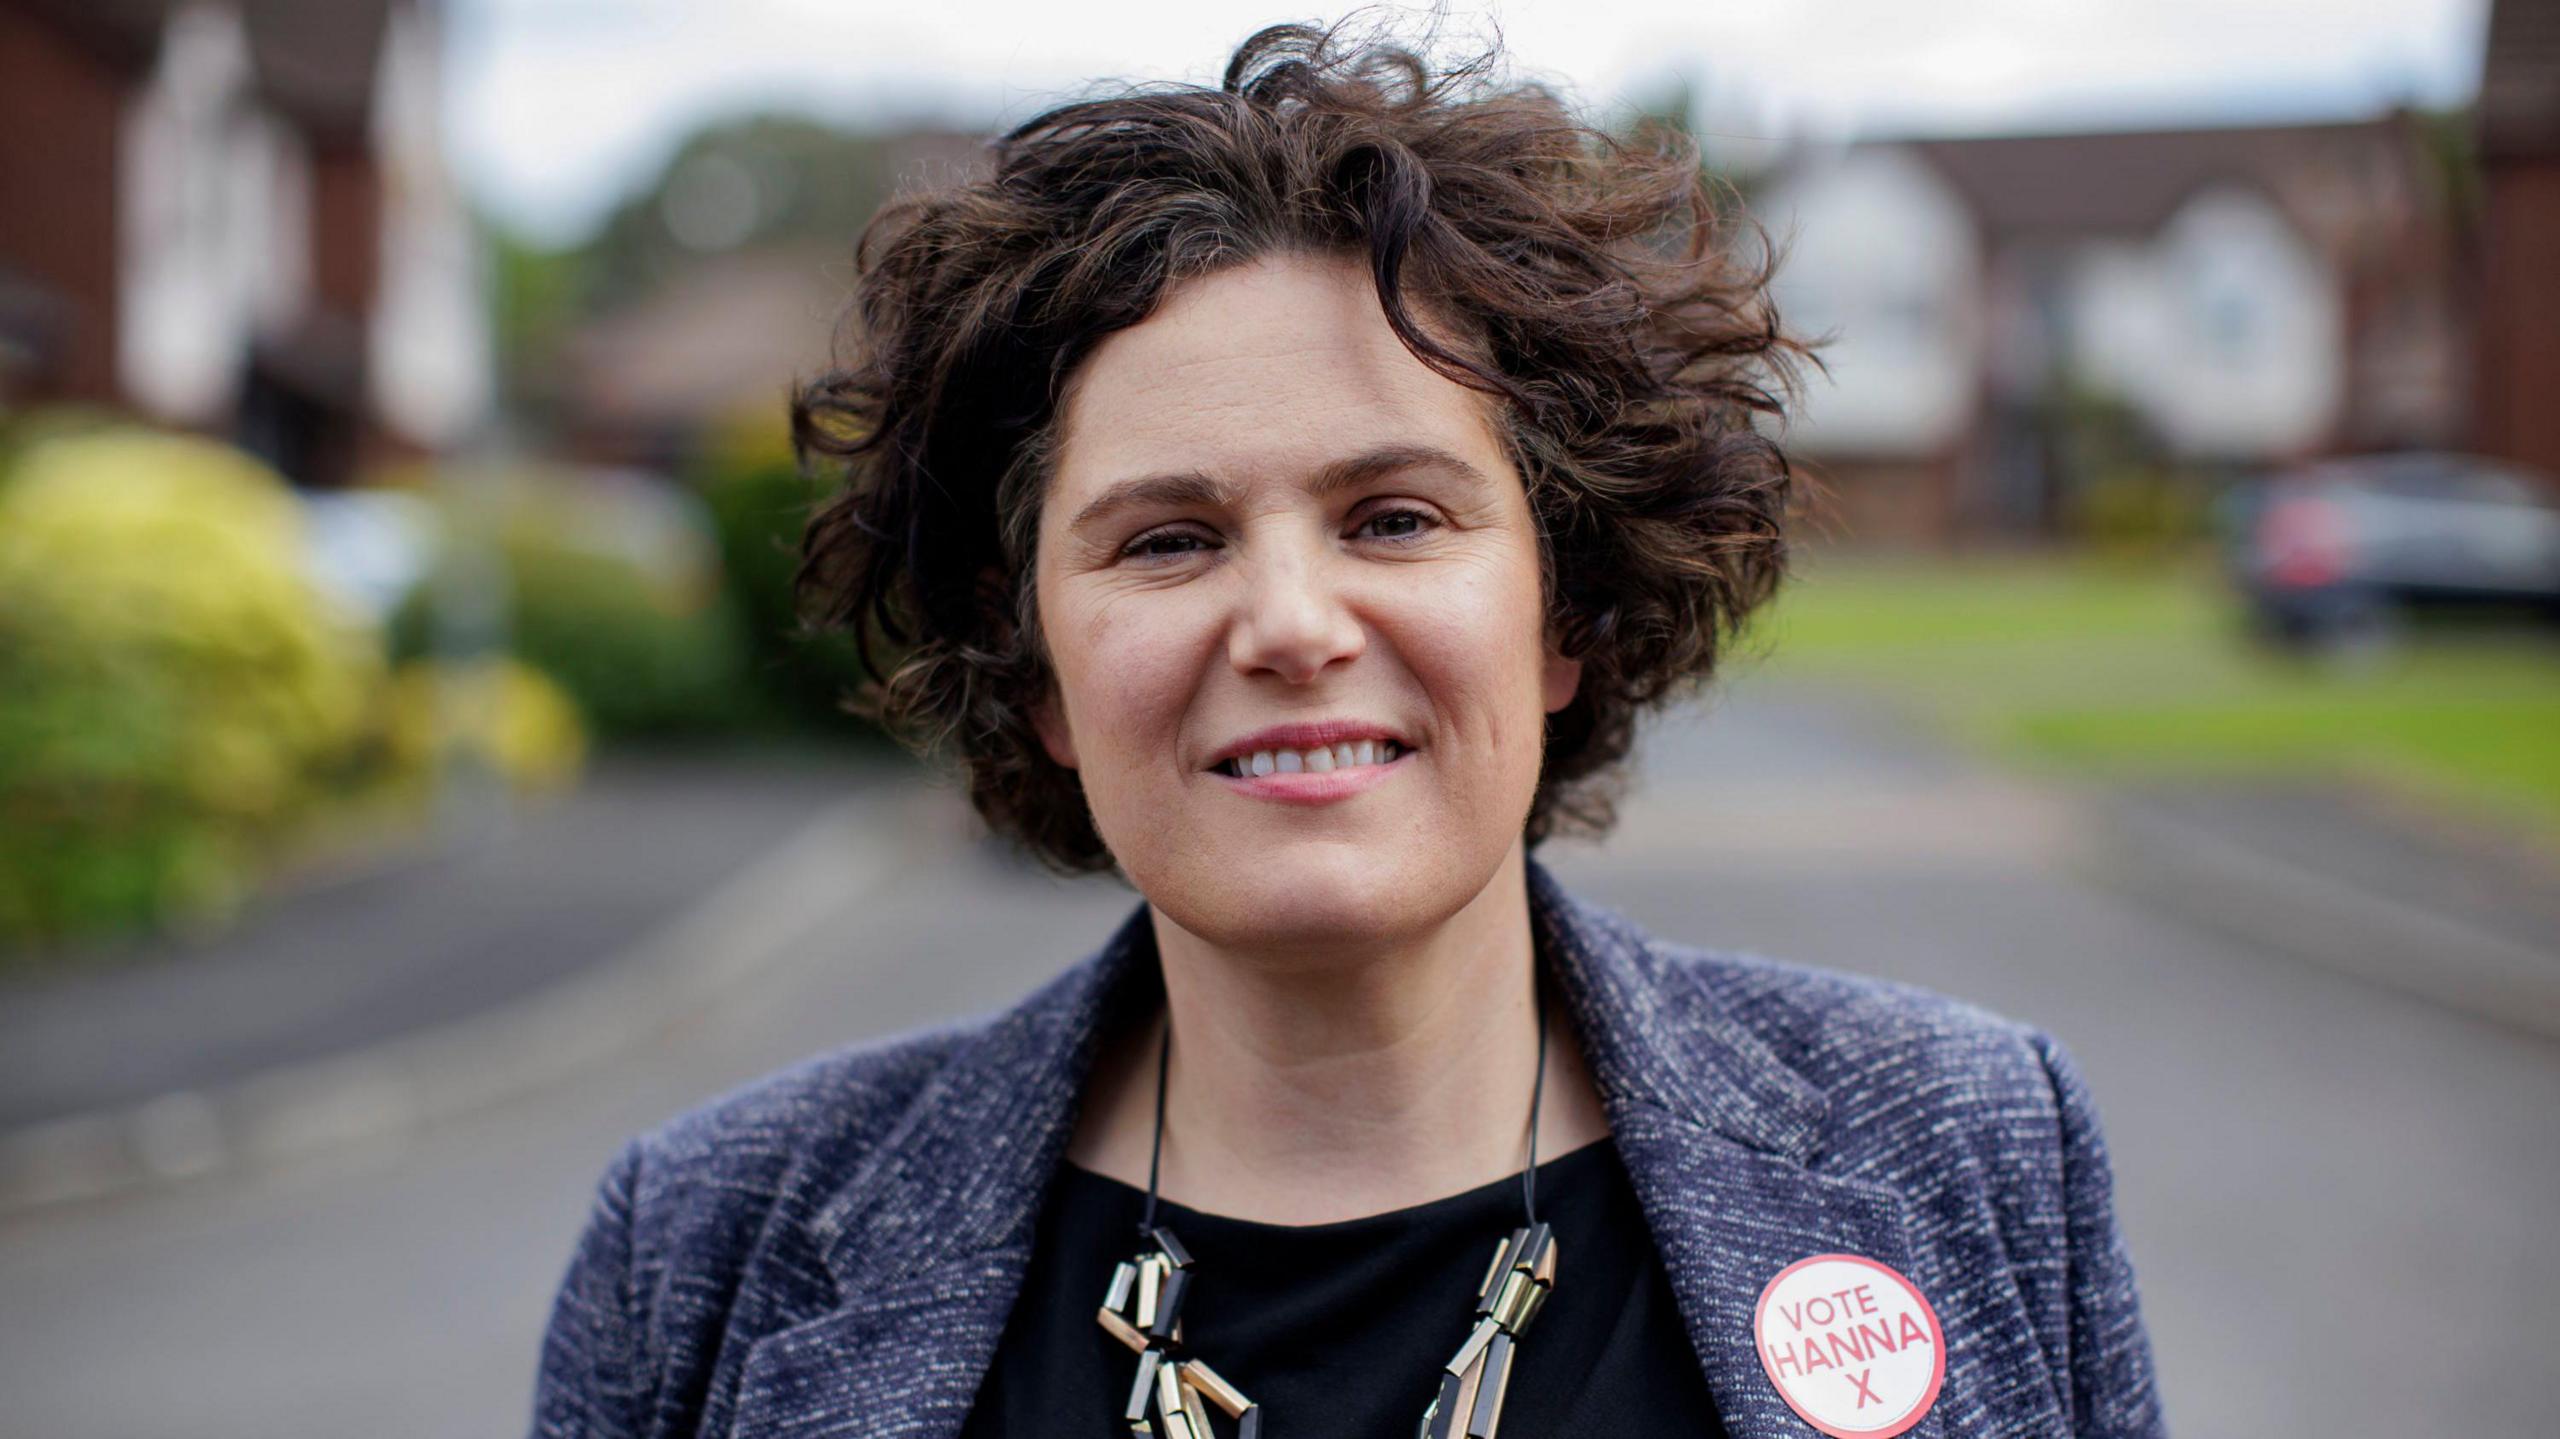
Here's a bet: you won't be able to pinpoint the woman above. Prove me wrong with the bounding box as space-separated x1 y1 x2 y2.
532 24 2163 1439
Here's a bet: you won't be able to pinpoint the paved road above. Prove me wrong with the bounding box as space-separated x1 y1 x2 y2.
0 752 882 1129
0 679 2551 1436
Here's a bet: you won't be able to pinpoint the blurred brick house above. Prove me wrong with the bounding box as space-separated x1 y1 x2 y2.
0 0 487 486
1756 117 2468 545
2475 0 2560 480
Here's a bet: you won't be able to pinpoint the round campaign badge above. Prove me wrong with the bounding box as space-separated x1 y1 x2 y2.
1752 1253 1946 1438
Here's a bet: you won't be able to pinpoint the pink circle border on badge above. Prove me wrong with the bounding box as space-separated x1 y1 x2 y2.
1752 1252 1948 1439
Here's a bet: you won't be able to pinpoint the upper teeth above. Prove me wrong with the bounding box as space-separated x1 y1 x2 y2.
1226 740 1400 777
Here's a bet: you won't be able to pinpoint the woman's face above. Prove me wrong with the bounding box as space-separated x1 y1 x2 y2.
1031 252 1580 953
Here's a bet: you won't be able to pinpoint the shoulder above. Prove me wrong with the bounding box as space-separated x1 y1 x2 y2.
617 1009 980 1242
590 912 1131 1318
591 1008 996 1342
535 1009 1019 1435
1673 941 2064 1087
634 1016 972 1198
1652 938 2089 1173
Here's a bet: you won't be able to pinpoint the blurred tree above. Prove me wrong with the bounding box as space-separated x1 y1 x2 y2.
481 115 948 448
2405 105 2482 239
2052 377 2212 560
689 407 879 741
484 224 587 437
584 116 912 313
463 114 958 747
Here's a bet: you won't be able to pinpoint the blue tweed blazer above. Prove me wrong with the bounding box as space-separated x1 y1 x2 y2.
531 859 2166 1438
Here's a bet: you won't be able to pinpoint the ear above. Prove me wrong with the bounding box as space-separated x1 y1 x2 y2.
1540 644 1582 715
1030 683 1079 770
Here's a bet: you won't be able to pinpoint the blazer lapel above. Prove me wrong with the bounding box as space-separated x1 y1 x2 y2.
728 1250 1033 1439
1527 861 1943 1439
1609 1107 1941 1439
732 902 1161 1439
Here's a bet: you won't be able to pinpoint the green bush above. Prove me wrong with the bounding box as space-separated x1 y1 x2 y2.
689 409 876 738
389 465 755 739
2068 465 2215 559
0 428 383 949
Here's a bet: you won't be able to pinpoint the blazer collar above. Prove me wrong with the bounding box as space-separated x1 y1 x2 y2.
739 858 1932 1439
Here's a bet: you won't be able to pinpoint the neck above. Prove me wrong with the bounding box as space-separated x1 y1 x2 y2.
1070 845 1612 1225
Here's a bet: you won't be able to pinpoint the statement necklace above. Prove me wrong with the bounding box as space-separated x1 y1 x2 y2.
1094 989 1560 1439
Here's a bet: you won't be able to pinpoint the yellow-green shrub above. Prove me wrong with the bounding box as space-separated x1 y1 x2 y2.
0 429 382 949
383 656 588 795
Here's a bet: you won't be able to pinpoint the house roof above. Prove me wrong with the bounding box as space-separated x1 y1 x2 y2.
1899 119 2416 246
2481 0 2560 157
568 246 849 434
238 0 393 140
16 0 393 139
11 0 172 69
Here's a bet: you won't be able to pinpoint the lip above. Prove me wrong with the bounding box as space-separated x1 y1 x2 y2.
1209 746 1413 806
1203 719 1418 772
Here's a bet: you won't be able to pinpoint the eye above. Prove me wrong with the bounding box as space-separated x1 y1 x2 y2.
1354 505 1440 543
1119 526 1217 562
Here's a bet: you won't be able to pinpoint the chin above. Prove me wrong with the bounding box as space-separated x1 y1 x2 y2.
1141 840 1461 958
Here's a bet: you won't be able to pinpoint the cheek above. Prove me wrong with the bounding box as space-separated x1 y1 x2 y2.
1051 592 1209 762
1414 548 1552 699
1370 548 1556 776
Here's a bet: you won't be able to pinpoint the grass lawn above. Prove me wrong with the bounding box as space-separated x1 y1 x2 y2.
1740 555 2560 837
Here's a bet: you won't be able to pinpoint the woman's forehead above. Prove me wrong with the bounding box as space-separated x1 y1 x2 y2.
1051 254 1507 500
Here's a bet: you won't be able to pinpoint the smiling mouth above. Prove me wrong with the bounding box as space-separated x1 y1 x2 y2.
1212 739 1406 778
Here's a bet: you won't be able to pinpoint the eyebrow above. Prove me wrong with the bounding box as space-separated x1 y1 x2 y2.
1065 444 1494 535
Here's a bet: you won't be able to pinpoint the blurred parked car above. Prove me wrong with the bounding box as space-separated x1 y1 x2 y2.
2229 453 2560 649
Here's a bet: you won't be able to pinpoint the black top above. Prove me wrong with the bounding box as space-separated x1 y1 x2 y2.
960 1138 1727 1438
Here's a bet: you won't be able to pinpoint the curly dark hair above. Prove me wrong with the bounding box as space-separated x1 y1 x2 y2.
793 20 1815 873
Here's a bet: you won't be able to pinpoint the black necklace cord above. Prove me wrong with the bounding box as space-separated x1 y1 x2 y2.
1139 1012 1171 1241
1522 979 1549 1227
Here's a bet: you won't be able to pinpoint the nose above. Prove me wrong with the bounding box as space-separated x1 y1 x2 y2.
1227 538 1365 684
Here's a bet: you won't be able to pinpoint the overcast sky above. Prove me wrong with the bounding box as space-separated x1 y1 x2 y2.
445 0 2493 245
